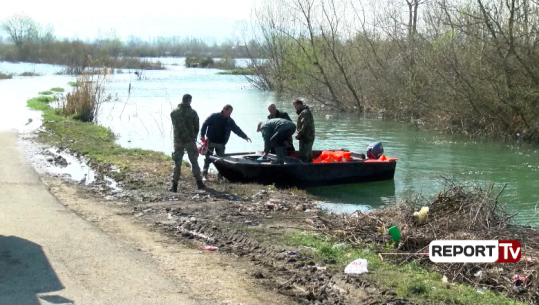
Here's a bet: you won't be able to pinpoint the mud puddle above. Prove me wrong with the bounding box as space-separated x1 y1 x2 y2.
19 134 121 192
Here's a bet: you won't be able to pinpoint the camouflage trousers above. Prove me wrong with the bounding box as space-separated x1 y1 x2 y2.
172 142 202 183
298 139 314 163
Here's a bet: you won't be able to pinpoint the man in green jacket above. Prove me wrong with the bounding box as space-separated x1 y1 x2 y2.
169 94 205 192
293 99 315 163
257 118 297 164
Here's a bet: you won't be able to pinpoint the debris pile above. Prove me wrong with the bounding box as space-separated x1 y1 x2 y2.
317 182 539 303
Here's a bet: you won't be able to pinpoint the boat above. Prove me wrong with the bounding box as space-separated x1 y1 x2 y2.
209 150 397 188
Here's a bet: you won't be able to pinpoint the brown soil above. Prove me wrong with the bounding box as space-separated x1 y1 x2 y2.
41 175 294 304
36 145 417 304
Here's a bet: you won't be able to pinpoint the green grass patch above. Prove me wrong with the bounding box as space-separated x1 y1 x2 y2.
39 91 54 95
41 109 171 166
216 68 255 75
285 233 523 305
67 81 78 87
27 96 55 111
50 87 65 92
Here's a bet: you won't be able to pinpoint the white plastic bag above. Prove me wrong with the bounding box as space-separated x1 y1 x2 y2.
344 258 368 275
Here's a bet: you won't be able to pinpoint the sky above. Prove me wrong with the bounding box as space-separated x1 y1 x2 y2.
0 0 255 42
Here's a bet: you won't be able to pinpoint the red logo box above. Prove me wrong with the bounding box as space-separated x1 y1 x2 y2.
497 240 521 263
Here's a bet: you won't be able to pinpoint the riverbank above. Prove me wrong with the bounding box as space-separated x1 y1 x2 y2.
23 87 531 304
216 68 255 75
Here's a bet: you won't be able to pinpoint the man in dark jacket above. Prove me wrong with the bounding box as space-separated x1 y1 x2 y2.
267 103 295 155
257 118 297 164
267 103 292 121
170 94 205 192
200 104 251 180
293 99 315 163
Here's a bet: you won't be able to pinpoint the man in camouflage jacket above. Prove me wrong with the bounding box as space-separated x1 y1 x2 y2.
293 99 315 163
169 94 205 192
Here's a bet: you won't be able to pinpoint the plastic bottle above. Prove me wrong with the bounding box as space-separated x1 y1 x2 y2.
388 226 401 243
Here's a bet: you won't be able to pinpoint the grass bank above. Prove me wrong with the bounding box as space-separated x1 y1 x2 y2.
0 73 12 80
27 85 174 189
216 68 255 75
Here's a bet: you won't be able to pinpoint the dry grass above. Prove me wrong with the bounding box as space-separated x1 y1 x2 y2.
60 71 116 122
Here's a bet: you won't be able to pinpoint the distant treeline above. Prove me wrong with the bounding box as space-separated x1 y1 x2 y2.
0 13 259 71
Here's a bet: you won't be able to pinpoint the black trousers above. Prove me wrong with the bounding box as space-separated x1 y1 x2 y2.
270 136 295 154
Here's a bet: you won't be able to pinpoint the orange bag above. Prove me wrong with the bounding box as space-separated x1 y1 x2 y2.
365 154 398 163
313 150 352 163
343 152 352 162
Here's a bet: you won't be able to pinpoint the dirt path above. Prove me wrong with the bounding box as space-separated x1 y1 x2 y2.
0 131 290 304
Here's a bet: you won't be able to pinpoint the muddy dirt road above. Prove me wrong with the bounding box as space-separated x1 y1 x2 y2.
0 131 290 304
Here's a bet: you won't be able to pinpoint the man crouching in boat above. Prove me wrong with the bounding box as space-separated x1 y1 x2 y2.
267 103 295 155
257 118 297 164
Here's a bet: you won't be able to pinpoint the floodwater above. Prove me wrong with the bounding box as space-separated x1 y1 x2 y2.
2 58 539 224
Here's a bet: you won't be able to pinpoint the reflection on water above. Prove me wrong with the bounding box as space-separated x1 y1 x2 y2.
2 59 539 224
308 181 396 213
308 181 397 207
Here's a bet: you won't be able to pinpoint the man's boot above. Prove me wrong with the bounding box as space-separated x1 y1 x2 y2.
271 147 285 164
202 170 209 181
196 180 206 190
169 181 178 193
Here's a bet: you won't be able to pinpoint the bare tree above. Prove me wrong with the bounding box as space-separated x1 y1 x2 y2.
1 13 38 49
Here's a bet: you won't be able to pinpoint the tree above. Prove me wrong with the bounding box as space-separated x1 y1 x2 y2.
38 24 55 44
1 13 55 60
1 13 38 49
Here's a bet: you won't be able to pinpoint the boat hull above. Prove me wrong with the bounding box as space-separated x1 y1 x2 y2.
210 152 396 188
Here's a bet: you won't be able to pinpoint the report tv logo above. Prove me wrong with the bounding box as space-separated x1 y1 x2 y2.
429 240 521 263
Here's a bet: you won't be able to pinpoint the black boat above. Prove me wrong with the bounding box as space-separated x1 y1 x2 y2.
209 150 397 188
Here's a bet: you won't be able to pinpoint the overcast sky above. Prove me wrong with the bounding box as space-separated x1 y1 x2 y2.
0 0 254 42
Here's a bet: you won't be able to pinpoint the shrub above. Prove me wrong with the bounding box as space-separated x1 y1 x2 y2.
212 57 236 70
185 56 214 68
61 72 116 123
0 73 12 80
